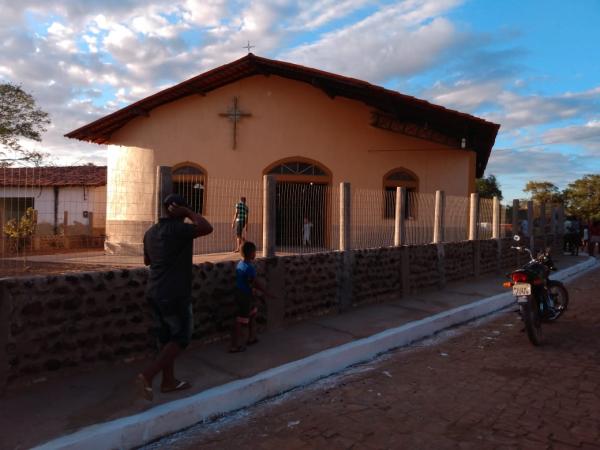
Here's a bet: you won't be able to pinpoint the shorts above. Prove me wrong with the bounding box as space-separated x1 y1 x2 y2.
236 220 247 238
234 290 257 324
149 297 194 349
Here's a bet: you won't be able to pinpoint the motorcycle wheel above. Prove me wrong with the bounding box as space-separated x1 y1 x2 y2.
520 298 542 346
547 280 569 321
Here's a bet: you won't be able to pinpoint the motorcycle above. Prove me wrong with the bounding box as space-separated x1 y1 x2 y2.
503 235 569 345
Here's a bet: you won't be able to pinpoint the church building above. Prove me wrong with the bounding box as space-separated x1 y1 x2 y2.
66 54 499 254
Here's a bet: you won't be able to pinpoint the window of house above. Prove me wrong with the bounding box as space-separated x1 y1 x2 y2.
1 197 34 223
383 169 418 219
172 164 205 214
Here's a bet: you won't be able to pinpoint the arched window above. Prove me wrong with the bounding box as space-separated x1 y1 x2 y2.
383 169 418 219
268 161 328 177
172 163 206 214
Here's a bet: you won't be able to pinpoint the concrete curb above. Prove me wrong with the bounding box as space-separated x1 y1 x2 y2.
35 257 598 450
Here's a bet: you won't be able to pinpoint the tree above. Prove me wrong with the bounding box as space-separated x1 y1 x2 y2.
476 174 503 200
563 174 600 222
0 83 50 166
3 207 37 252
523 181 562 204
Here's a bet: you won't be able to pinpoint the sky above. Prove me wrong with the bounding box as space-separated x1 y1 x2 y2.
0 0 599 200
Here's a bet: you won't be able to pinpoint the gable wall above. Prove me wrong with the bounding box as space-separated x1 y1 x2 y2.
109 75 474 195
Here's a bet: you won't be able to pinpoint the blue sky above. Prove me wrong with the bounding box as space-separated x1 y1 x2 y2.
1 0 599 200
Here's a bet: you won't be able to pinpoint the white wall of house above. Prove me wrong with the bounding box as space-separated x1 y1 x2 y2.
0 186 107 234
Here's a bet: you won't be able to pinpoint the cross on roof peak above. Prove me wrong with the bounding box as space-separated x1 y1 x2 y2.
243 40 255 54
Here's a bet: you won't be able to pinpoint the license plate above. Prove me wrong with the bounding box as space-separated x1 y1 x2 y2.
513 283 531 297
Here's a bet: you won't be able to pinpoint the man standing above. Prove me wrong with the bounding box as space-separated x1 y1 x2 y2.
232 196 249 252
137 193 213 401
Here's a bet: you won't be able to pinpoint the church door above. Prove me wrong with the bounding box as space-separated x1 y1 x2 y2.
265 159 332 252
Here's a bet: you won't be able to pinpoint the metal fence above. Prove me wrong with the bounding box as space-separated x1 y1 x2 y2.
0 165 565 276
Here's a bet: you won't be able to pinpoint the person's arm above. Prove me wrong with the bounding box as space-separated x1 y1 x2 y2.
232 208 238 229
143 233 151 266
252 277 266 293
168 204 213 237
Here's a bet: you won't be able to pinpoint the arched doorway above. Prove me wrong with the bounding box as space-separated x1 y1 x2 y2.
172 162 206 214
383 168 419 219
264 158 332 250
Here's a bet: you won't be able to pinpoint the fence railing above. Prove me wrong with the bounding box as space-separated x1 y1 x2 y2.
0 165 567 276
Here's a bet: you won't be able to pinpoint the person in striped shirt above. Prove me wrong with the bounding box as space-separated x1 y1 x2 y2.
232 196 249 252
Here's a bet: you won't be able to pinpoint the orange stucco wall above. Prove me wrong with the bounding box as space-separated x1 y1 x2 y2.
109 75 474 195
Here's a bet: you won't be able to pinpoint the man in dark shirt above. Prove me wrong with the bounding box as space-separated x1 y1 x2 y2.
137 193 213 401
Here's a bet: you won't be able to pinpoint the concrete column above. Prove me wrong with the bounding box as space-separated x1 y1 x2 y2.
264 258 285 330
155 166 173 221
87 212 94 235
401 247 410 297
540 202 547 248
63 211 70 248
339 182 351 251
527 200 535 251
433 190 445 244
512 199 519 237
557 204 565 235
492 196 501 239
262 175 276 258
0 282 10 393
469 193 479 241
394 187 406 246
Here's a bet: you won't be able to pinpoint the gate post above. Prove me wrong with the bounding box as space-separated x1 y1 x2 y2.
155 166 173 221
262 175 276 258
394 187 406 246
339 182 351 251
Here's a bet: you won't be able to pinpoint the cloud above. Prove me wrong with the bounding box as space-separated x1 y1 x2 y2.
487 145 600 199
541 120 600 156
283 0 465 82
0 0 597 189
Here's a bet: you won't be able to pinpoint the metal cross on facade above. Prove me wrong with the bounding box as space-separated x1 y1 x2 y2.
219 96 252 150
243 41 255 53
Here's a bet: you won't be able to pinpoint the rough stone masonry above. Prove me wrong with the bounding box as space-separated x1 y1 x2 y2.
0 236 561 390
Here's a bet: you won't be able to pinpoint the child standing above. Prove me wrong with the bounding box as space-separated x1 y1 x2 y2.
303 217 313 247
230 241 265 352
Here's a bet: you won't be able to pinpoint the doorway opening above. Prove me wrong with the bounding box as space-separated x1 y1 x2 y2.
265 158 332 252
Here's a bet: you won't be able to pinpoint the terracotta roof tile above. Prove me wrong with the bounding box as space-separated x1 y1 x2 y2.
0 166 107 187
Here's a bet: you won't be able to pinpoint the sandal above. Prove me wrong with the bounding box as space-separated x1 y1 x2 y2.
161 380 191 393
228 346 246 353
136 374 153 401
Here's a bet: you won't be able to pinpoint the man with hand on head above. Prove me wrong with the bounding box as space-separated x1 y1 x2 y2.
137 193 213 401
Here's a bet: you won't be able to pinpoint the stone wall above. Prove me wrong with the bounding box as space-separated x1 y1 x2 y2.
480 240 499 274
444 241 475 282
352 247 403 306
281 253 341 323
408 244 440 292
0 235 562 390
1 268 152 388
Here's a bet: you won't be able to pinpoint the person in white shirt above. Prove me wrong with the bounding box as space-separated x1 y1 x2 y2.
303 217 313 247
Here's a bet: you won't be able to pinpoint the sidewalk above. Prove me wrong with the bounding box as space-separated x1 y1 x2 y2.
0 254 590 449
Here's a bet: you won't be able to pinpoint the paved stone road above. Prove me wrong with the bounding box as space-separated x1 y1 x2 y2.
147 267 600 449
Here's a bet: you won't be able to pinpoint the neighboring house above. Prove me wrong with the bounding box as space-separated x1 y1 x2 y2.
0 166 107 236
66 54 500 253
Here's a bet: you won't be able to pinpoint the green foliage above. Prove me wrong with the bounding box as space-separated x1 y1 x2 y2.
0 83 50 166
523 181 562 204
3 207 37 251
563 174 600 222
476 174 503 200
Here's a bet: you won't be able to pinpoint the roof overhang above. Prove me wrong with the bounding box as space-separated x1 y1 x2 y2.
65 54 500 177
